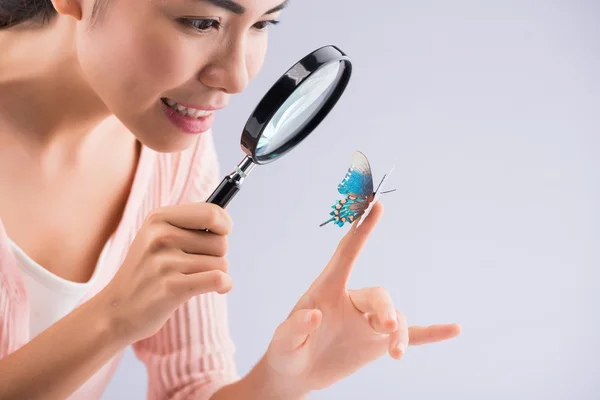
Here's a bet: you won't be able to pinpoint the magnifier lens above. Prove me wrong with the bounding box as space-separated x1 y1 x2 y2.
255 61 344 159
206 46 352 209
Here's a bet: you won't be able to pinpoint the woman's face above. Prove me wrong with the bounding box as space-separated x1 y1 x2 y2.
72 0 286 151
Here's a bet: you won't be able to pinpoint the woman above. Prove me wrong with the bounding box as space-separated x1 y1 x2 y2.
0 0 461 398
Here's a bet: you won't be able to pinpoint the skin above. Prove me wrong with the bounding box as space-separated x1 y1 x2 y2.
0 0 462 398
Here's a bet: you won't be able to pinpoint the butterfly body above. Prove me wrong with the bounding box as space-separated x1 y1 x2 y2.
320 151 394 228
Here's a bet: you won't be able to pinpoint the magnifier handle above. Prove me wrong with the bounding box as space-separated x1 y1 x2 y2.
206 176 241 208
206 156 255 209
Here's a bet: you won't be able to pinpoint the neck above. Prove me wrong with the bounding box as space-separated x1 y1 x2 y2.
0 17 113 153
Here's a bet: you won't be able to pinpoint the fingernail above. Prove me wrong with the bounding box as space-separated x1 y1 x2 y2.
304 311 314 324
386 309 396 323
397 342 406 354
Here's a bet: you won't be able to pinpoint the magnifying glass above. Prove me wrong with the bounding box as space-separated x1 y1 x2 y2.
206 45 352 208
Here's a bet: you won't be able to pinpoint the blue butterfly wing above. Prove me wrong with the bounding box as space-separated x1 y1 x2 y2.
325 196 370 227
337 151 374 197
320 151 374 227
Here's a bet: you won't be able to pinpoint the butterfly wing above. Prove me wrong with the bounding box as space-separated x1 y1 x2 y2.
320 151 374 227
337 151 374 198
356 165 395 228
321 194 370 227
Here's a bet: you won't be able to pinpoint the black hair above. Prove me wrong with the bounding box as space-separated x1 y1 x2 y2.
0 0 57 29
0 0 107 29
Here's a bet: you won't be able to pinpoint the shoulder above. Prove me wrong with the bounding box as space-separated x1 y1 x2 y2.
155 129 221 206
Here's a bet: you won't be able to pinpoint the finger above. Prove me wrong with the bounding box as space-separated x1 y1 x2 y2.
337 201 384 264
270 309 323 353
349 286 397 332
320 201 384 285
170 269 234 297
158 224 228 257
157 250 229 275
408 324 462 346
352 200 384 235
388 310 409 360
150 203 232 235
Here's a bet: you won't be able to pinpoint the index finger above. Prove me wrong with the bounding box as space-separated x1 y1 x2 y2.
153 202 232 235
336 200 384 263
320 201 384 285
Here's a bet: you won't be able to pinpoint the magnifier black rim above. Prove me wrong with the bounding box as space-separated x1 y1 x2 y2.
240 45 352 165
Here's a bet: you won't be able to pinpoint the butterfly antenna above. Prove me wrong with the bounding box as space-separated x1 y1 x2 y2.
374 174 387 194
319 217 335 227
380 188 397 194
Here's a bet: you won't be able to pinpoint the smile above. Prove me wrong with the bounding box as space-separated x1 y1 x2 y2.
161 98 213 119
160 98 216 135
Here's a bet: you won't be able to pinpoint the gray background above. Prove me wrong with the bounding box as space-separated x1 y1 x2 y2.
103 0 600 399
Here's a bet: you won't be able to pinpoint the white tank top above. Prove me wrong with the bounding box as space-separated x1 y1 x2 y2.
8 238 108 340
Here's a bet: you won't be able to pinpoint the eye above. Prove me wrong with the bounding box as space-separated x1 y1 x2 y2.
253 19 280 31
179 18 222 33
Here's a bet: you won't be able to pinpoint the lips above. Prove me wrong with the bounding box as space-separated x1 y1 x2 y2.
160 98 215 135
161 98 214 119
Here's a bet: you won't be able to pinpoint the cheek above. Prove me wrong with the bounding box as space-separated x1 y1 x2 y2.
75 9 193 111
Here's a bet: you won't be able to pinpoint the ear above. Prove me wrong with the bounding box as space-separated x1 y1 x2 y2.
50 0 84 20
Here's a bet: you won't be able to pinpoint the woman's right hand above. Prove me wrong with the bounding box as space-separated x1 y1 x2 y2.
96 202 233 345
0 203 232 400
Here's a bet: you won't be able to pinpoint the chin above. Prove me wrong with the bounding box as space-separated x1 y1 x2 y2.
137 130 200 153
120 109 205 153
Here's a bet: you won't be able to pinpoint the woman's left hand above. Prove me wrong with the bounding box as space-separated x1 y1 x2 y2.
261 201 461 396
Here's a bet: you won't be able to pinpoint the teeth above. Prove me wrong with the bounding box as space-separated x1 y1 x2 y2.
163 98 213 119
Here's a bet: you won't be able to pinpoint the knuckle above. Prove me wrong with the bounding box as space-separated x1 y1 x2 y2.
214 236 229 257
159 277 178 298
210 270 231 291
146 208 164 225
222 211 233 232
211 270 226 287
203 204 231 232
204 204 221 228
371 285 388 299
151 252 170 273
142 225 160 248
395 310 408 326
145 225 174 252
218 257 230 273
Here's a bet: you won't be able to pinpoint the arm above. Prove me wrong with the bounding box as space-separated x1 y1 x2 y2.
131 291 239 400
132 131 238 400
0 294 124 400
0 131 238 400
131 291 307 400
138 132 304 399
209 355 308 400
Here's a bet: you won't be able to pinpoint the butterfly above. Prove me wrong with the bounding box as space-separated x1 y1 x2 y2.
319 150 396 228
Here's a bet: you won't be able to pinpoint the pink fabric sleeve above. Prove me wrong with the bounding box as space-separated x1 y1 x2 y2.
132 132 239 400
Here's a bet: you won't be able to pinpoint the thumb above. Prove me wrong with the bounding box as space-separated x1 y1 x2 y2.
270 309 322 353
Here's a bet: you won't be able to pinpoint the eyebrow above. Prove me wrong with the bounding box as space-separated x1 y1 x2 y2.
201 0 289 16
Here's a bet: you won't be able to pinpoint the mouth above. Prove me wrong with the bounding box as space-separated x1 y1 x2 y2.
160 97 217 135
160 98 215 119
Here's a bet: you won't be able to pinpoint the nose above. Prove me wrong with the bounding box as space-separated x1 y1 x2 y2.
199 39 249 95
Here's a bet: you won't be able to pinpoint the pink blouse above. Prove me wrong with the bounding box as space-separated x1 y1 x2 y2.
0 131 239 399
